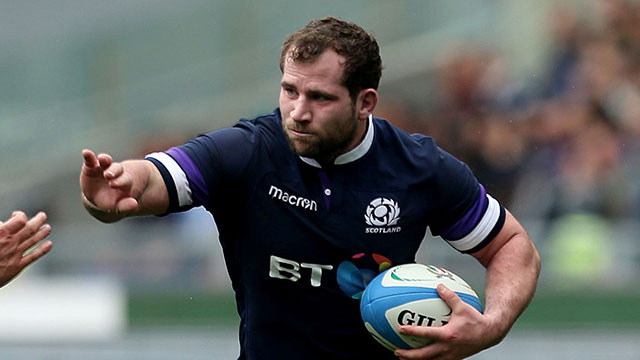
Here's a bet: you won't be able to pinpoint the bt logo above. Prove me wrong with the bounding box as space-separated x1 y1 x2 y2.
269 255 333 287
269 253 393 294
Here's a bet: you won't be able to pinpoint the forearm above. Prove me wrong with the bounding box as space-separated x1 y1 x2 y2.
482 234 541 341
132 160 170 215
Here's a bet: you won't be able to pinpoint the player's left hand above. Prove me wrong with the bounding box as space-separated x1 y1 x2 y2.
394 284 501 360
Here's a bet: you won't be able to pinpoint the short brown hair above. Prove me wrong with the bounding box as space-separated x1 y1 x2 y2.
280 16 382 99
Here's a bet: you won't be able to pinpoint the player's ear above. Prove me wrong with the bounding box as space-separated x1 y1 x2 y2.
356 89 377 120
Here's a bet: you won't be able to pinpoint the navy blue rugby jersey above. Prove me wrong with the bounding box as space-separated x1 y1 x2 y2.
146 108 505 360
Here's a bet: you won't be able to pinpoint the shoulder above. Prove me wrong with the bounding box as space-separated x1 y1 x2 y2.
371 115 479 214
236 109 283 139
177 109 285 162
196 109 282 147
371 117 461 172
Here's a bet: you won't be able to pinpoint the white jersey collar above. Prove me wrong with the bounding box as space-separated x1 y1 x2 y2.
299 114 374 168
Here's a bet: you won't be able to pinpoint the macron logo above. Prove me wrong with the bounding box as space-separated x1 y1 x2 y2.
269 185 318 212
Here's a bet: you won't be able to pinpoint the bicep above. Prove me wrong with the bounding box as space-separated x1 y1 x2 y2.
471 209 529 267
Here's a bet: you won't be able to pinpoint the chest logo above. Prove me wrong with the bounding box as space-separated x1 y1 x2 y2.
268 185 318 212
365 197 401 234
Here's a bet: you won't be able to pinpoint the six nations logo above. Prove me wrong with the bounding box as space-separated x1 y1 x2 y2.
364 197 402 234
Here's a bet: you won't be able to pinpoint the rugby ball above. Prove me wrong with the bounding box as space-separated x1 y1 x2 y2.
360 263 483 350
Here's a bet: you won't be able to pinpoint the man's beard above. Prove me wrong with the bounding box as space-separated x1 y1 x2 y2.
283 106 358 164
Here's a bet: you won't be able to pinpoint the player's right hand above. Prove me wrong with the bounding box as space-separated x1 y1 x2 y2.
0 211 53 287
80 149 139 214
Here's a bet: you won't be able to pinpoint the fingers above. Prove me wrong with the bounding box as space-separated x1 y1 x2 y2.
0 211 28 237
396 284 487 359
396 285 462 342
82 149 100 169
82 149 116 176
14 213 52 258
116 197 139 213
81 150 131 199
104 166 134 199
20 240 53 268
436 284 467 314
16 212 48 242
16 221 51 253
104 161 125 181
92 152 127 186
0 211 52 284
97 153 114 170
398 324 445 344
394 341 446 360
81 149 106 180
394 284 464 359
0 212 49 246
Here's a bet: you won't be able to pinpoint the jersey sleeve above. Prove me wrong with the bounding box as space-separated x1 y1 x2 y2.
145 122 257 213
428 147 506 254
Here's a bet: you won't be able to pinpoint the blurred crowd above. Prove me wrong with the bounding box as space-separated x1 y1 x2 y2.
383 0 640 224
376 0 640 283
28 1 638 289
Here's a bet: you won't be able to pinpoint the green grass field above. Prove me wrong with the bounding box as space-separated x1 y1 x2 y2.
127 291 640 329
516 291 640 329
128 292 240 328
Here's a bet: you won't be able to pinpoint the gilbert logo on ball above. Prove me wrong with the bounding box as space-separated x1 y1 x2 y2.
360 263 483 350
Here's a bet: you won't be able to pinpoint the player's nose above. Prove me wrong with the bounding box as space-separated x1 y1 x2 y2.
290 98 312 123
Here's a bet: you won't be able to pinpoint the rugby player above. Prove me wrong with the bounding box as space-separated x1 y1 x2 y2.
80 17 540 360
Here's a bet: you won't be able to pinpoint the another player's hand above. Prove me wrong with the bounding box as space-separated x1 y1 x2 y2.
394 284 501 360
0 211 53 287
80 149 139 215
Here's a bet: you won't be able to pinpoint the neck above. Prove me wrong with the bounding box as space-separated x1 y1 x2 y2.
315 116 369 167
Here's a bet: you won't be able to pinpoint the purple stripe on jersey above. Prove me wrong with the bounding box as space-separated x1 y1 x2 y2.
317 170 331 210
439 185 488 240
166 147 209 206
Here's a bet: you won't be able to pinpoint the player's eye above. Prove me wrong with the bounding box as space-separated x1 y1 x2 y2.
311 93 333 102
284 87 297 97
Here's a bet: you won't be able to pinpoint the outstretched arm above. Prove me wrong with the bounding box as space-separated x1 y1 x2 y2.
0 211 53 287
80 149 169 223
395 210 541 360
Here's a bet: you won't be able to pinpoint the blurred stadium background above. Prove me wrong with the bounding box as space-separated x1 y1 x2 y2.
1 0 640 358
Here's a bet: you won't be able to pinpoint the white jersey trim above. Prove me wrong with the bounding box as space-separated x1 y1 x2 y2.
446 194 500 252
145 152 193 207
300 114 374 168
